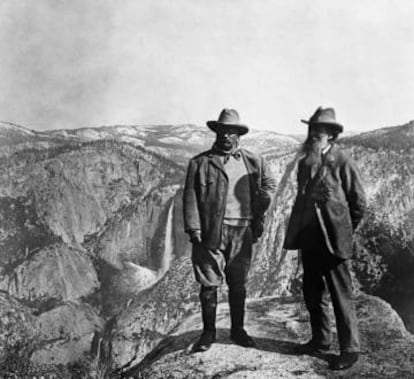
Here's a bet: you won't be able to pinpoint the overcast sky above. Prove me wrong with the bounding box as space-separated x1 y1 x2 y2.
0 0 413 134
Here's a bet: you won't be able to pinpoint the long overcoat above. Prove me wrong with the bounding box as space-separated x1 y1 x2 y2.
284 145 367 259
183 148 276 249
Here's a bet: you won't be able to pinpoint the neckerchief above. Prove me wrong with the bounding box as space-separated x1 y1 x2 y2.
212 144 241 164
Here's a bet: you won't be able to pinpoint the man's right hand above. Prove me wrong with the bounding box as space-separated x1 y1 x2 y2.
189 230 202 244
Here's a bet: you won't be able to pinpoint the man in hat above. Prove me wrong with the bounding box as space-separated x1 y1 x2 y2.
183 108 276 352
284 107 367 370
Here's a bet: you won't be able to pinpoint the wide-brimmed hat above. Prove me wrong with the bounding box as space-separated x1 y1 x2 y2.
207 108 249 135
301 107 344 134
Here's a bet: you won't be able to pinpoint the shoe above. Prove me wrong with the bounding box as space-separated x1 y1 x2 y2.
293 340 331 355
230 328 256 348
329 352 359 370
192 330 216 352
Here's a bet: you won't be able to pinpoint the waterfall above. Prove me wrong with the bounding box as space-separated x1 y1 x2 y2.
123 261 158 292
159 199 174 276
122 198 175 292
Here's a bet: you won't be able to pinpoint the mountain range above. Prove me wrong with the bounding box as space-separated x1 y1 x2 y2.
0 120 412 377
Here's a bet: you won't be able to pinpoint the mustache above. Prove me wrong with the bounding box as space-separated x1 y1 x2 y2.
214 138 239 152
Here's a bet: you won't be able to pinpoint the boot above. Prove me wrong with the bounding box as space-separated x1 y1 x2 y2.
192 286 217 353
329 352 359 370
229 288 255 348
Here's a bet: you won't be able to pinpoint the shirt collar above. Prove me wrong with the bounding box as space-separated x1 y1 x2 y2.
322 143 332 155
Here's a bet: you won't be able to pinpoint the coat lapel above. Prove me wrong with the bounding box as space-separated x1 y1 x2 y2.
207 151 228 180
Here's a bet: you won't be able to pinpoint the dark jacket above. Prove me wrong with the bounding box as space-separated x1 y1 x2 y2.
284 144 367 259
183 148 277 249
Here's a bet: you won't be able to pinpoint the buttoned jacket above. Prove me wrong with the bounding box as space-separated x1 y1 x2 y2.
284 144 367 259
183 148 277 249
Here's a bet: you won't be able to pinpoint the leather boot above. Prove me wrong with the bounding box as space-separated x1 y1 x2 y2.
192 286 217 352
329 352 359 370
229 289 255 348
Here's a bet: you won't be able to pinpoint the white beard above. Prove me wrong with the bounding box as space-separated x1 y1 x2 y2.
302 137 324 167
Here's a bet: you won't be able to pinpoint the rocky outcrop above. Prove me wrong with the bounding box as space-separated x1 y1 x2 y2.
130 294 414 378
31 302 103 365
0 242 99 304
110 256 197 370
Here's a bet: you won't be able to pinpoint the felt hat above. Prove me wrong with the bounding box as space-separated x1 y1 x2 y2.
301 106 344 134
207 108 249 135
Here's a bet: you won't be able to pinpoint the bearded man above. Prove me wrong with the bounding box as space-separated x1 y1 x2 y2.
183 108 276 352
284 107 367 370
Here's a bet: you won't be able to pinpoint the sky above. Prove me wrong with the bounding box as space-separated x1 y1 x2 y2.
0 0 413 134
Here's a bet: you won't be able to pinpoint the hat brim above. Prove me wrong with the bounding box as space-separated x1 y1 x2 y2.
301 119 344 134
207 121 249 135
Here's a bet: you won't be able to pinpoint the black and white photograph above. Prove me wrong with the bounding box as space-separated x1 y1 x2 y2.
0 1 413 377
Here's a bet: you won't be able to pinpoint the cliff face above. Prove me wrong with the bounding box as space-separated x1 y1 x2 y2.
0 143 179 247
248 152 302 298
0 137 185 369
0 242 99 303
342 141 414 334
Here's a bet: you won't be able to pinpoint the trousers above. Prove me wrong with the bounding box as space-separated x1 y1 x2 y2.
191 224 253 290
300 216 360 353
